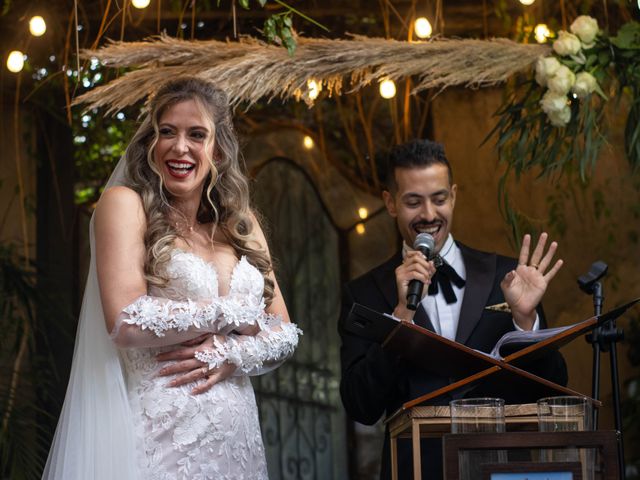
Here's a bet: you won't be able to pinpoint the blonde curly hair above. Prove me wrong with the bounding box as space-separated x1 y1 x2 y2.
121 76 274 304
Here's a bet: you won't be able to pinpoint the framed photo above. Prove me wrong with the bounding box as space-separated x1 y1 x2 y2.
482 461 582 480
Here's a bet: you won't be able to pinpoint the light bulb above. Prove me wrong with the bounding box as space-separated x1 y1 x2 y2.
303 135 314 149
29 16 46 36
131 0 151 9
6 51 25 73
534 24 551 43
358 207 368 220
379 79 396 99
307 79 320 100
519 0 535 5
414 17 433 39
355 223 366 235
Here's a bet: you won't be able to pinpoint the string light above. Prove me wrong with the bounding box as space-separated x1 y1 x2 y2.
6 51 25 73
534 24 551 43
307 79 320 100
379 78 396 99
519 0 535 5
414 17 433 39
358 207 368 219
355 223 366 235
303 135 314 149
131 0 151 9
29 16 46 36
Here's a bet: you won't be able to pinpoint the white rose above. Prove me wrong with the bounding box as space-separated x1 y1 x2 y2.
570 15 599 46
553 31 582 56
547 65 576 95
540 90 569 115
547 105 572 127
572 71 598 98
535 56 562 87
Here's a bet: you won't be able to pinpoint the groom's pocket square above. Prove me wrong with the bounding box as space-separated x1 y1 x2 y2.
484 302 511 313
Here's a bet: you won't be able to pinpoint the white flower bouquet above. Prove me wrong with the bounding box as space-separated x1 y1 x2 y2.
488 17 640 186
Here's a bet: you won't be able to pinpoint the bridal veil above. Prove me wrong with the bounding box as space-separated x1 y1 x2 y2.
42 157 141 479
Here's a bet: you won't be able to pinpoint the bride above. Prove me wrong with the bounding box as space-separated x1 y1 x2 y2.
43 77 301 479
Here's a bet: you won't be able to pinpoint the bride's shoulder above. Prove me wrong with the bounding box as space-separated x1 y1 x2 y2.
98 186 142 210
95 186 145 226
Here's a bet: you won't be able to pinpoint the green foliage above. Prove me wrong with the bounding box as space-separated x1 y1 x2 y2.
72 107 138 206
610 21 640 49
219 0 327 55
0 244 51 480
488 77 607 183
264 13 296 56
488 19 640 243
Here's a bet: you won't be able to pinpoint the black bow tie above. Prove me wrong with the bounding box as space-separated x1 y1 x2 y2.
428 259 465 304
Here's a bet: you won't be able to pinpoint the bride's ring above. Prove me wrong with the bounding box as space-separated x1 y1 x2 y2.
530 263 539 269
201 366 209 377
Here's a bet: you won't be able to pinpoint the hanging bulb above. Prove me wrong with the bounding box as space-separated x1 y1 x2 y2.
307 79 320 100
29 16 46 36
131 0 151 9
6 51 25 73
519 0 535 5
355 223 366 235
303 136 314 149
414 17 433 39
534 24 551 43
379 79 396 99
358 207 369 220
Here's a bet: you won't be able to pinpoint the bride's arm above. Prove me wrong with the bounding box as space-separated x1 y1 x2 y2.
95 187 260 348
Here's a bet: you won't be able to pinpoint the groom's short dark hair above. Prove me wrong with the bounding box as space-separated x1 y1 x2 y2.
383 139 453 191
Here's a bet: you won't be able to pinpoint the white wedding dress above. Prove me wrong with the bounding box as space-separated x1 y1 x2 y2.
43 157 299 480
122 250 269 479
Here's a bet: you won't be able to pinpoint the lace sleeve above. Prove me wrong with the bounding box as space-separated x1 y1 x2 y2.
195 314 302 376
111 294 265 348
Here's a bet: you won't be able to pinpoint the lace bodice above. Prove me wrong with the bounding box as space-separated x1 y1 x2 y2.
120 250 269 480
154 249 265 302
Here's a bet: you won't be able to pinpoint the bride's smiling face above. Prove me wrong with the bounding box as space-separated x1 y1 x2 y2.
153 99 214 199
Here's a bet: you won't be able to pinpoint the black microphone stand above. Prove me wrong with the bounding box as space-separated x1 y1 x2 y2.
578 261 626 479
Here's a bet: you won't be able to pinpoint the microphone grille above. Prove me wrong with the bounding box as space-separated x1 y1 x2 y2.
413 232 435 251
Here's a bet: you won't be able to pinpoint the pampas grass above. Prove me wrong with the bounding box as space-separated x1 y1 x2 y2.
74 34 550 113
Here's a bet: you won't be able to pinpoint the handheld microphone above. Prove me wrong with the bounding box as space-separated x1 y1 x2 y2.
406 233 435 310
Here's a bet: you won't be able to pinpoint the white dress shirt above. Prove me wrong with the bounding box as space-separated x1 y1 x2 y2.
402 234 539 341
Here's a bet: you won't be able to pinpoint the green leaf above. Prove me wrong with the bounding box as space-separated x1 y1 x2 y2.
585 53 598 68
593 83 608 101
284 36 296 56
610 21 640 50
263 17 277 41
258 0 267 6
238 0 250 10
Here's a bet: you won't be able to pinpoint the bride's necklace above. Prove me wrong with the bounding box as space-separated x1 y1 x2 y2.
174 217 201 235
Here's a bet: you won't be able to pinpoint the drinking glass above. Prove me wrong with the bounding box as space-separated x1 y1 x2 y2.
537 396 594 479
451 398 506 480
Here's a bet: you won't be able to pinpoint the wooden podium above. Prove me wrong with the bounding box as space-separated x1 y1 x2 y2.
386 404 540 480
344 299 639 480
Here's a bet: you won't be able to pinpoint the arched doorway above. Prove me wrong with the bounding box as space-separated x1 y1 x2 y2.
251 158 348 479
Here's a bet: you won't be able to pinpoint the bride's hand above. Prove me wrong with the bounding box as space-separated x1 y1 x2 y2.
156 335 236 395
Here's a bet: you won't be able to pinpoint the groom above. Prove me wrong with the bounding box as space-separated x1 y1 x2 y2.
338 139 568 479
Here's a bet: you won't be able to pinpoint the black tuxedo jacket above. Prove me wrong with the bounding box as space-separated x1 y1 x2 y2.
338 242 568 480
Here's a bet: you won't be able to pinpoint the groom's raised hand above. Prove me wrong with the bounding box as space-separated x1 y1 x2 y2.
500 232 564 330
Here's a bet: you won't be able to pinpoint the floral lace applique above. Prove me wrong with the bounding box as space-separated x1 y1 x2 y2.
121 250 271 479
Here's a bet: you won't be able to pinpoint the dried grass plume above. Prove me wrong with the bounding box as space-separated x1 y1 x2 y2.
74 34 550 113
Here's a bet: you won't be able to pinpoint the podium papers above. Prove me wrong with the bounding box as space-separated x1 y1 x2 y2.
344 298 639 415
